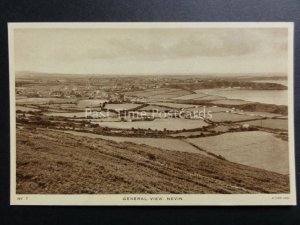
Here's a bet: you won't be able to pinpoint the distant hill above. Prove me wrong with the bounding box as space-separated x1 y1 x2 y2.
165 80 287 90
15 71 287 79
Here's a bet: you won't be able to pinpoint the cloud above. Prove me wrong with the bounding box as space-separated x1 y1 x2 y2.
14 27 288 74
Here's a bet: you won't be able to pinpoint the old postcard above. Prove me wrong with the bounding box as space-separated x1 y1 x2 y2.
9 22 296 205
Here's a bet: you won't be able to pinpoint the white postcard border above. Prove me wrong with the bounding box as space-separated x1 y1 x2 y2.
8 22 296 206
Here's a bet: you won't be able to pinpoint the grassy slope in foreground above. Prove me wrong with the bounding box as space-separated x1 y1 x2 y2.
16 127 289 194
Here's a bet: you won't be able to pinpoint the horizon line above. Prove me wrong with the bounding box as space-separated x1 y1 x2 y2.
15 70 288 77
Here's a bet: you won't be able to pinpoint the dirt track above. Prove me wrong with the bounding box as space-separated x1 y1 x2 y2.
16 126 289 194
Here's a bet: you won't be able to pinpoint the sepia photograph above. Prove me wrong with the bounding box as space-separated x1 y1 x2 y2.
9 23 296 205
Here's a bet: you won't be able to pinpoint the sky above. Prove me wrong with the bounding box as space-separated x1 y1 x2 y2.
13 27 288 75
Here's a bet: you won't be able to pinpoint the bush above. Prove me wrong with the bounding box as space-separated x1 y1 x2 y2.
91 123 99 128
147 153 156 160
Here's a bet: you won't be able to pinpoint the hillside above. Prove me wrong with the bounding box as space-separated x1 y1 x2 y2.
165 80 287 90
16 126 289 194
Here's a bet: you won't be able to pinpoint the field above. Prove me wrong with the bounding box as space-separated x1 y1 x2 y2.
45 111 92 118
277 116 288 119
16 106 40 112
16 97 76 105
94 118 208 131
186 106 230 113
47 103 78 109
194 95 227 101
63 130 202 154
104 103 141 111
211 99 252 105
209 125 230 133
197 88 288 105
137 105 172 112
210 112 260 122
77 99 107 107
172 93 208 100
236 119 288 130
16 127 289 194
85 117 119 122
187 131 289 174
240 111 283 118
149 102 196 109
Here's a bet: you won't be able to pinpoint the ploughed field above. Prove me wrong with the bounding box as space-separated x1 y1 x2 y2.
16 126 289 194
